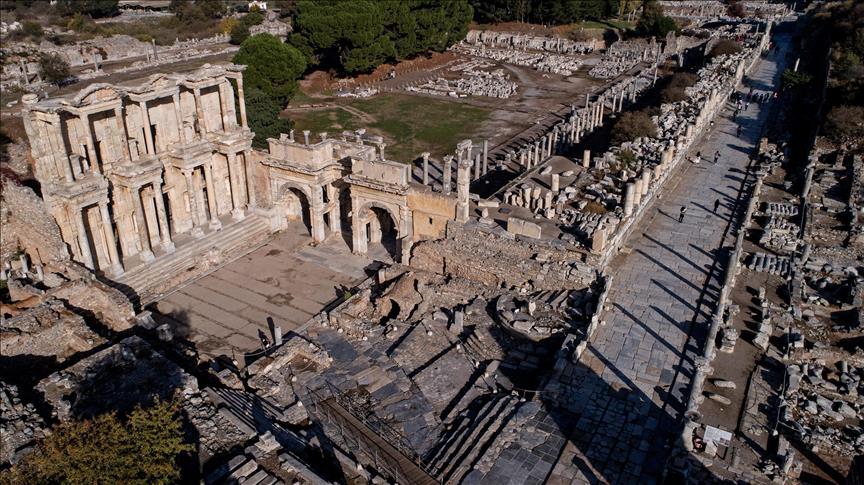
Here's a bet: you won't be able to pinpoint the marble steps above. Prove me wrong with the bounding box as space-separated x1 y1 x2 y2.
428 394 518 482
424 393 505 473
114 215 272 305
444 395 521 484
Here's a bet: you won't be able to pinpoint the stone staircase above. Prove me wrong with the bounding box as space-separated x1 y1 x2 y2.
113 214 272 306
424 392 521 484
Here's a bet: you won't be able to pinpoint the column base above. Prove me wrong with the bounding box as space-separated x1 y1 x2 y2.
231 208 246 221
191 226 205 239
107 262 124 277
161 240 176 253
139 249 156 262
208 219 223 231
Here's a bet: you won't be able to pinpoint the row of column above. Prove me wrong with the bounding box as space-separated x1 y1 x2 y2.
419 139 489 190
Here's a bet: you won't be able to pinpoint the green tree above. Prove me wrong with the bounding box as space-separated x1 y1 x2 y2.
54 0 119 18
38 53 71 86
228 10 264 45
244 88 293 148
611 110 657 144
198 0 225 18
634 0 678 38
232 34 306 147
824 105 864 144
291 0 472 74
709 39 743 58
4 399 192 485
233 33 307 105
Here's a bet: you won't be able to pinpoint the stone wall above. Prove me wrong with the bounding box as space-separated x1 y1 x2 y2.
410 220 596 291
0 179 69 265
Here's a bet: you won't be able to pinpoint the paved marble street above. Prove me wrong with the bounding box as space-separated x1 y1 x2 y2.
548 35 791 484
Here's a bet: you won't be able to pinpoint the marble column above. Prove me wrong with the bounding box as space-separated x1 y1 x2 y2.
236 76 248 128
79 112 99 173
583 149 591 168
310 185 326 243
47 118 74 182
227 152 245 220
327 184 341 234
421 152 430 185
152 181 174 252
172 92 187 143
443 156 452 194
99 202 123 275
474 153 481 180
243 151 257 207
352 202 368 255
183 169 204 238
456 157 471 223
482 139 489 175
624 183 635 217
641 170 651 196
193 88 207 136
203 162 221 230
133 187 155 261
114 106 131 161
75 207 95 270
139 100 155 155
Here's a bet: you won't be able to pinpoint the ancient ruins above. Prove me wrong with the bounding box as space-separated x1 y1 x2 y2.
2 2 860 484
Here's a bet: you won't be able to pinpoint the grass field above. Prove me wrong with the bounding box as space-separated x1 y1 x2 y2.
284 92 493 163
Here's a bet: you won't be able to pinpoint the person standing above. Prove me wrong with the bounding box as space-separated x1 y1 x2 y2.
713 199 721 213
678 206 687 223
713 150 720 164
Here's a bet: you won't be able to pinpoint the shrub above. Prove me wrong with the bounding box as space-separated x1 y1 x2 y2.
634 0 679 38
825 105 864 145
21 21 43 39
38 53 71 86
709 39 743 58
726 0 746 18
3 399 192 484
618 149 637 168
782 69 813 90
661 86 687 103
611 110 657 145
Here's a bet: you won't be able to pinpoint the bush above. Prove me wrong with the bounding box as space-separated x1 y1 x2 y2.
825 105 864 145
668 72 697 88
634 0 678 38
660 72 697 103
38 53 71 86
245 88 292 148
611 110 657 145
709 39 743 58
727 0 746 18
618 148 637 168
21 21 43 39
661 86 688 103
3 399 192 484
782 69 813 90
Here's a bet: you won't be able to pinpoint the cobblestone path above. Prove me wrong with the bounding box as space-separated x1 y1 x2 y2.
548 34 791 485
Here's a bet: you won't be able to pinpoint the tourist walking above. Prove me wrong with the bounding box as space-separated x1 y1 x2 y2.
713 150 720 164
713 199 721 213
678 206 687 223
